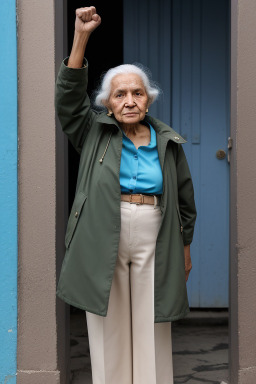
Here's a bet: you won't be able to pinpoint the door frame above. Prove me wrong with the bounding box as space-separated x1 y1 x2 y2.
229 0 256 382
16 0 256 382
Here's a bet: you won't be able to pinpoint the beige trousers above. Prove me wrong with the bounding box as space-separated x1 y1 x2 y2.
86 201 173 384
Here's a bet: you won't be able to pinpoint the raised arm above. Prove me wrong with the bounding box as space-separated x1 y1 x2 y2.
55 7 101 153
68 7 101 68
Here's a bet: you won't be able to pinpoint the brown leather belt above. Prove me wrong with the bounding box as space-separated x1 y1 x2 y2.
121 194 160 206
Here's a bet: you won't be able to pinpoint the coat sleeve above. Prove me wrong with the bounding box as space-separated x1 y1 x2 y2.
176 144 197 245
55 57 96 154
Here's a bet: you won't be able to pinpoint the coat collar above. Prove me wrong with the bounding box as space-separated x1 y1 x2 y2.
95 112 186 144
144 115 186 144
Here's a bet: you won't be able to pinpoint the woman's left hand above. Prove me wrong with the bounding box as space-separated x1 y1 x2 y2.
184 245 192 282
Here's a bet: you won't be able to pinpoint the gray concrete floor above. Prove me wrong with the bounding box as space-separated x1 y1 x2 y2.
70 310 228 384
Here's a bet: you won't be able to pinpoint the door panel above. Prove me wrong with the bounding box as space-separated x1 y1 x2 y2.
172 0 230 307
123 0 230 307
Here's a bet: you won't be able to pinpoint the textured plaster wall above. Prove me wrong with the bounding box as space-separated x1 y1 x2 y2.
17 0 60 382
230 0 256 382
236 0 256 377
0 1 18 383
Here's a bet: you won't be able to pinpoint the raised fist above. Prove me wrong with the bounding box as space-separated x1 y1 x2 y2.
75 6 101 34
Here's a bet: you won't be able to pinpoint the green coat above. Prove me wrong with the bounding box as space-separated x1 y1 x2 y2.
55 58 197 323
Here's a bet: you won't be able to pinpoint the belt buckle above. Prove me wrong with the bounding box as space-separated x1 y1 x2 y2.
129 194 144 204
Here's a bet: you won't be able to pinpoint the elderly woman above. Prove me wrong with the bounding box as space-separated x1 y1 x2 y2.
56 6 196 384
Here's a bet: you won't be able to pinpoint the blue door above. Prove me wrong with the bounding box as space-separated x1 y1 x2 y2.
124 0 230 307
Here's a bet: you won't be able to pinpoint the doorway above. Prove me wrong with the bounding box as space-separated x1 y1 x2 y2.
65 0 230 382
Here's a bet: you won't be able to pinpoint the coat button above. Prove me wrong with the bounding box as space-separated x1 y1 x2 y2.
180 225 183 233
75 211 78 218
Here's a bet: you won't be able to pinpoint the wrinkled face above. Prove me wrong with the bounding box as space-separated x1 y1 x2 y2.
106 73 149 126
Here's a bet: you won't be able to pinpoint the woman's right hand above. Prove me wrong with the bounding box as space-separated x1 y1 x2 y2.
75 6 101 35
68 7 101 68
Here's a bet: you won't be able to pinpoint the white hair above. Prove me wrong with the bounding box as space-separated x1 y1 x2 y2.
94 63 160 110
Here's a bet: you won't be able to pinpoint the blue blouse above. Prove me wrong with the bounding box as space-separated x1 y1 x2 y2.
120 124 163 195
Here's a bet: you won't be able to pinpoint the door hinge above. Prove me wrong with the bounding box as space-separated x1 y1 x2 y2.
228 137 233 163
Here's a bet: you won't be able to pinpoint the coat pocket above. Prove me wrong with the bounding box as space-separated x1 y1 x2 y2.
175 203 184 235
65 191 87 249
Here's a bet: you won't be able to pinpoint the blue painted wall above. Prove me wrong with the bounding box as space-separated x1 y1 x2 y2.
0 1 18 383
